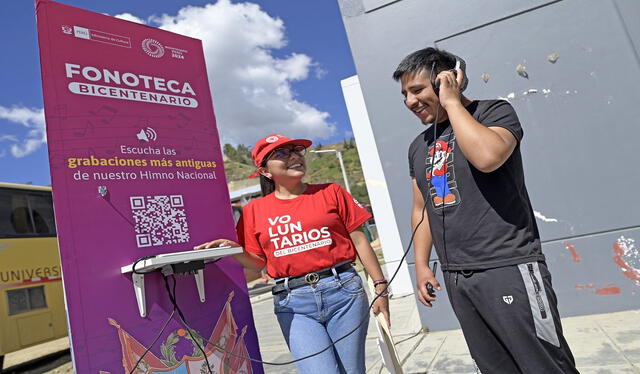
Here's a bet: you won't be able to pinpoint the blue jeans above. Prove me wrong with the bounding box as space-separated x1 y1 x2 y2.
273 268 370 373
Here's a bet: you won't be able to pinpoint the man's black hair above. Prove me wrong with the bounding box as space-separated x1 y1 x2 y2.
392 47 458 81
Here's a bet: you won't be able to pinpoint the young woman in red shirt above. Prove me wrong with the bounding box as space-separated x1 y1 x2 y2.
196 134 390 373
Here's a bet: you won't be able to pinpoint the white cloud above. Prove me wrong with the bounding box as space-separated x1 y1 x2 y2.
151 0 335 145
114 13 146 24
0 135 18 142
314 66 328 80
0 106 46 158
3 0 335 156
274 53 312 81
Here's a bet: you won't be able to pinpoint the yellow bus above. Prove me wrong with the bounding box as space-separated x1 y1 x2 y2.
0 182 67 368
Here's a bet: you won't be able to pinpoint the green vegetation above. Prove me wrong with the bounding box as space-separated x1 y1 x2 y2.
223 142 256 182
222 139 371 204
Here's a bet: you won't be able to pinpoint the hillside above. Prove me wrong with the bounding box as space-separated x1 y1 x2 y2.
223 140 371 204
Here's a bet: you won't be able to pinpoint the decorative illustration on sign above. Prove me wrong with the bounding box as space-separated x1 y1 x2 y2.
38 2 256 372
104 292 252 374
142 38 165 58
613 236 640 286
90 105 118 125
137 127 158 142
131 195 190 247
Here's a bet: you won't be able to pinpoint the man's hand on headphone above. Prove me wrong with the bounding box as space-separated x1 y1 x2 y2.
436 68 464 110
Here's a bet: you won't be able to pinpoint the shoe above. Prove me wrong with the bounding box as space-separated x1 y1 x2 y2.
433 196 444 206
444 193 456 205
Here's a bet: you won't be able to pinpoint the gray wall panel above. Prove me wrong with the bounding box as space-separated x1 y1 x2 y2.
436 0 640 241
613 0 640 62
363 0 398 13
406 262 461 331
355 0 556 39
339 0 640 329
543 228 640 316
410 227 640 331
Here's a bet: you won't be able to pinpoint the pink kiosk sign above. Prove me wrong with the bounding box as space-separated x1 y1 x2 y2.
36 1 262 372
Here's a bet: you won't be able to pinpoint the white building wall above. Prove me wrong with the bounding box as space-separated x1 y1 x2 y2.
341 75 414 296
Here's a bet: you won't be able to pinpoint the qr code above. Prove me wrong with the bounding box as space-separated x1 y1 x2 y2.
130 195 190 248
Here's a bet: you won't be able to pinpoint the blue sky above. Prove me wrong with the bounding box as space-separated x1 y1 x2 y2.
0 0 356 186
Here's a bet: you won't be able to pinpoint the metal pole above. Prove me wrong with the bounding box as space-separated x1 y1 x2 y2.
335 151 351 194
308 149 351 193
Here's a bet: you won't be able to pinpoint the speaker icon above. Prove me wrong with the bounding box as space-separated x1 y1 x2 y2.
136 127 157 142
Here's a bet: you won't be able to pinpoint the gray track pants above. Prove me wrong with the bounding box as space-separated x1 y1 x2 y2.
443 262 579 373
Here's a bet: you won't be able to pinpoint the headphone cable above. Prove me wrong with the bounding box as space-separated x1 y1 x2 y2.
128 64 460 365
181 200 431 366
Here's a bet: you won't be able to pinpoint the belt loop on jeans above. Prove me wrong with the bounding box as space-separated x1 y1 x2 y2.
284 277 290 292
331 266 340 282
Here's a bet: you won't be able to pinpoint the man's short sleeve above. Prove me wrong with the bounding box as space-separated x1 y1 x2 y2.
235 207 266 260
333 184 373 232
479 100 524 142
408 149 416 178
408 136 422 178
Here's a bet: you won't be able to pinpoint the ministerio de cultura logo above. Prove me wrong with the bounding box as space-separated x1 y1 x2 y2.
141 38 165 58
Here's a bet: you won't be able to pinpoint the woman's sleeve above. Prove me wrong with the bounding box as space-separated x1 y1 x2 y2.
332 184 373 232
235 206 266 260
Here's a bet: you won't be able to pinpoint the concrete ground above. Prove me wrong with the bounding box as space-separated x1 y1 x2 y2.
2 337 69 369
2 337 72 373
252 289 640 374
5 289 639 373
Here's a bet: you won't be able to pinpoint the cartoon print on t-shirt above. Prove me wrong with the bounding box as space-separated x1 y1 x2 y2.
267 214 333 257
426 135 460 208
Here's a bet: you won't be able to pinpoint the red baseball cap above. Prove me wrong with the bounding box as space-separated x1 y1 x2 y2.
248 134 312 178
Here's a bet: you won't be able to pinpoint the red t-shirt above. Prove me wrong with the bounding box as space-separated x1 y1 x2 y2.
236 183 372 278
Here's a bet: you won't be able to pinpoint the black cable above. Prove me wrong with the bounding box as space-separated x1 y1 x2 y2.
428 59 453 268
131 255 157 275
131 76 452 366
163 275 179 314
128 305 176 374
133 198 431 368
146 129 440 367
170 202 431 366
128 141 438 368
164 274 214 374
126 255 169 374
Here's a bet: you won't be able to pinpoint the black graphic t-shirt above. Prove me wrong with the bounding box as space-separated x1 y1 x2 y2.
408 100 545 271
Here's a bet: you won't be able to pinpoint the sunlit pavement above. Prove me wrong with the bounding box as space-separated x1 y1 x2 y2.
251 287 640 374
4 285 639 374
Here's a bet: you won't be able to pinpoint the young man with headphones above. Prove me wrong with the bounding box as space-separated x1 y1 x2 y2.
393 47 579 373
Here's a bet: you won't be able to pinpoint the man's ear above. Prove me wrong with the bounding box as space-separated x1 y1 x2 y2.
258 166 272 179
